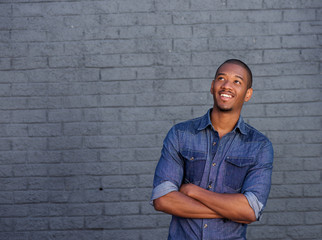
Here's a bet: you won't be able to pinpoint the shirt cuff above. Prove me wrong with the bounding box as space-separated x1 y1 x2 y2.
150 181 178 206
244 191 264 220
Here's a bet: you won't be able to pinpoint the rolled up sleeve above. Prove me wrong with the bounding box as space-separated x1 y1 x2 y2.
150 126 184 205
242 140 274 220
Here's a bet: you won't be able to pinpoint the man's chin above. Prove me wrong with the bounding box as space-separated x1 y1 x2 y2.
217 106 233 112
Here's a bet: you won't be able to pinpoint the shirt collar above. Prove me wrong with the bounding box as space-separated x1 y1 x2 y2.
197 108 247 135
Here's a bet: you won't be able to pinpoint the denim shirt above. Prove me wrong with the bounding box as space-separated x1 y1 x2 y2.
151 109 274 240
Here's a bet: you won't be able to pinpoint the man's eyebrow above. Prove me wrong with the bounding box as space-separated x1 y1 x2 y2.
217 73 244 81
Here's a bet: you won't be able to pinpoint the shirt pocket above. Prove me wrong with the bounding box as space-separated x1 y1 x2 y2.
224 156 255 192
181 150 206 186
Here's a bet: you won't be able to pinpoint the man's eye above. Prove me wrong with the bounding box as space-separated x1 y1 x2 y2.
234 80 241 84
218 77 224 81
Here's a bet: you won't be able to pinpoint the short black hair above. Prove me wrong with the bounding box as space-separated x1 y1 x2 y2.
215 59 253 89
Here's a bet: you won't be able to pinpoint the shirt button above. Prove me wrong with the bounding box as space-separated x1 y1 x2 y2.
212 163 216 167
190 157 194 160
204 223 208 228
213 142 216 146
208 185 212 189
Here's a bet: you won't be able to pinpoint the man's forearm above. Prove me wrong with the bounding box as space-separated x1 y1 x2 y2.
153 191 224 219
180 184 256 223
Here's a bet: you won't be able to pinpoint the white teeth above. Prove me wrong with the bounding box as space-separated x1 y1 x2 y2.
221 94 232 98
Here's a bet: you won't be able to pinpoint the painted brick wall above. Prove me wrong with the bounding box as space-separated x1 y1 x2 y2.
0 0 321 239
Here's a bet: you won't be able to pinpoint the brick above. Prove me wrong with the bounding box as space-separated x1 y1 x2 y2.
209 36 282 50
27 177 64 190
0 218 15 231
304 157 322 170
303 184 322 197
120 80 154 94
282 35 319 48
121 215 157 228
300 21 322 34
82 82 120 95
100 94 136 107
0 4 11 17
16 217 48 231
84 136 118 149
247 226 286 239
265 102 322 117
11 30 47 42
119 134 158 148
66 203 103 216
100 148 136 162
121 161 155 175
248 10 283 22
11 109 46 123
252 62 319 76
285 171 320 184
286 225 322 239
121 188 151 201
105 202 140 215
0 58 10 70
136 92 207 106
48 136 82 150
173 12 211 24
101 122 136 135
305 212 322 224
65 175 101 190
84 108 120 122
269 184 303 198
28 123 61 137
286 198 322 211
141 228 170 240
263 49 301 63
12 137 47 151
13 164 47 177
14 190 48 203
50 217 84 230
49 56 84 68
27 151 61 163
283 9 317 21
0 192 14 204
0 97 27 110
63 122 100 136
103 229 140 240
84 40 136 55
81 1 118 14
48 109 82 122
120 107 155 121
155 0 190 11
101 67 136 81
85 54 120 68
174 38 208 52
137 120 173 134
0 43 28 57
85 216 120 229
0 205 28 217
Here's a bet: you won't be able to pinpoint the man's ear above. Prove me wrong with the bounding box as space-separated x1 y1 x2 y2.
244 88 253 102
210 80 214 95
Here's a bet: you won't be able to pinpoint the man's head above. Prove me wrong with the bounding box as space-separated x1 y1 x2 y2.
215 59 252 89
211 59 253 113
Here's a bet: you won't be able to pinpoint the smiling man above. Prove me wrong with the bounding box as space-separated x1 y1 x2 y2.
151 59 274 240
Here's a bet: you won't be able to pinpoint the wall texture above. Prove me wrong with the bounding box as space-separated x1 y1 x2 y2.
0 0 321 239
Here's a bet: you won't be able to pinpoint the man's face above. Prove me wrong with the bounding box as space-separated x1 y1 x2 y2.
211 63 253 113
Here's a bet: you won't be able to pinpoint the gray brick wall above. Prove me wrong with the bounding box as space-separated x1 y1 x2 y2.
0 0 321 239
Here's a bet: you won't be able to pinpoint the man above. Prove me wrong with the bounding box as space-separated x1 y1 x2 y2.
151 59 274 239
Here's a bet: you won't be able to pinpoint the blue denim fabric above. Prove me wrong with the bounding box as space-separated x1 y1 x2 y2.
151 109 274 240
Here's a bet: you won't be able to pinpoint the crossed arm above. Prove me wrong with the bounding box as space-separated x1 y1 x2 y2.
153 183 256 224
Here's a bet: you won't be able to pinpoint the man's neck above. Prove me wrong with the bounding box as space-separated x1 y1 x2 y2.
210 108 241 138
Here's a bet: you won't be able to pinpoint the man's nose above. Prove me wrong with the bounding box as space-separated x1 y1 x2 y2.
221 79 233 89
